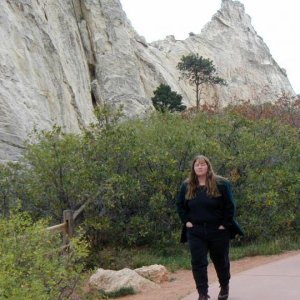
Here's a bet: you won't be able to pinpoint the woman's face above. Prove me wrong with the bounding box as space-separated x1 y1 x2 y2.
194 159 208 177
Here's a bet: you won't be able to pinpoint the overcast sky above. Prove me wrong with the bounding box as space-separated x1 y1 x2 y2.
119 0 300 94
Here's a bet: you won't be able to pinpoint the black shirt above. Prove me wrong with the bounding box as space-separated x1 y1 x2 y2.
176 179 236 227
187 186 223 225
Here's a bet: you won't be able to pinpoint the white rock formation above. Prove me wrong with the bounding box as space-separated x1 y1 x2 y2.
147 0 295 107
134 264 169 283
0 0 95 161
89 267 158 293
0 0 295 161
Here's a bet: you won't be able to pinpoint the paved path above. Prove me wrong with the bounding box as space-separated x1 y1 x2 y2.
183 254 300 300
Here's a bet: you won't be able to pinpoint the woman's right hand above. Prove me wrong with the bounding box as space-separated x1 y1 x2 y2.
186 221 193 228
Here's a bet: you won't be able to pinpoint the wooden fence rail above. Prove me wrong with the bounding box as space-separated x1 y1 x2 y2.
46 199 91 246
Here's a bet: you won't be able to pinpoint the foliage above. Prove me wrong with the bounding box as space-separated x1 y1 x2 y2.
0 162 18 217
1 101 299 259
92 103 125 130
177 54 226 108
19 125 99 222
225 93 300 127
151 84 186 112
0 210 88 299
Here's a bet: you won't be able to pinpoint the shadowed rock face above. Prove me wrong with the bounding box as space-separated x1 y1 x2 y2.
0 0 295 161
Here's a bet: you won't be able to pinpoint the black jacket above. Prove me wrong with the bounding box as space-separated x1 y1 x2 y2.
176 179 244 243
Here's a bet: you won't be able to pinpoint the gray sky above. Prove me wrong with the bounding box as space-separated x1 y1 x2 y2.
120 0 300 94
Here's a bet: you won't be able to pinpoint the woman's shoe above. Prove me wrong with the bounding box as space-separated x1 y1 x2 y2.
198 292 210 300
218 284 229 300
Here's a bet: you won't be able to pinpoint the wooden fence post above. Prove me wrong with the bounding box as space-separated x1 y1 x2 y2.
63 210 74 247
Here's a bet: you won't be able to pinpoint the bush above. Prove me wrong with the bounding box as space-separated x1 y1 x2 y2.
1 103 299 251
0 210 88 299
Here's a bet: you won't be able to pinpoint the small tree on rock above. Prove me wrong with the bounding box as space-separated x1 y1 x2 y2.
177 54 226 109
151 84 186 113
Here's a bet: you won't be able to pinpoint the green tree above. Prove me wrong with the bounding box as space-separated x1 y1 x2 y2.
151 84 186 113
177 54 226 109
22 126 98 222
1 103 299 251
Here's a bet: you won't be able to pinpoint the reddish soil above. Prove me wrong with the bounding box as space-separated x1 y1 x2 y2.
117 250 300 300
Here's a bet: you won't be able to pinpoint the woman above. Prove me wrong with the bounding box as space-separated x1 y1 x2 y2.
176 155 244 300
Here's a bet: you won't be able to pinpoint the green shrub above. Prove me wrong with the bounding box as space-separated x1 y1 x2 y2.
0 210 88 299
1 104 299 252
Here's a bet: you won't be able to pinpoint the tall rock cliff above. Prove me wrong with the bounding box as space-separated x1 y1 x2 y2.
0 0 295 161
0 0 95 161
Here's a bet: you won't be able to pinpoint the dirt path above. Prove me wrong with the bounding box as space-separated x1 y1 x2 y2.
117 250 300 300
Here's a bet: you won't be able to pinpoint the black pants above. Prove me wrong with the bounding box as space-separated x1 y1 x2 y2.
187 224 230 295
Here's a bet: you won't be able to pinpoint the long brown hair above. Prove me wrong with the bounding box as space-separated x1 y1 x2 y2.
186 155 223 199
